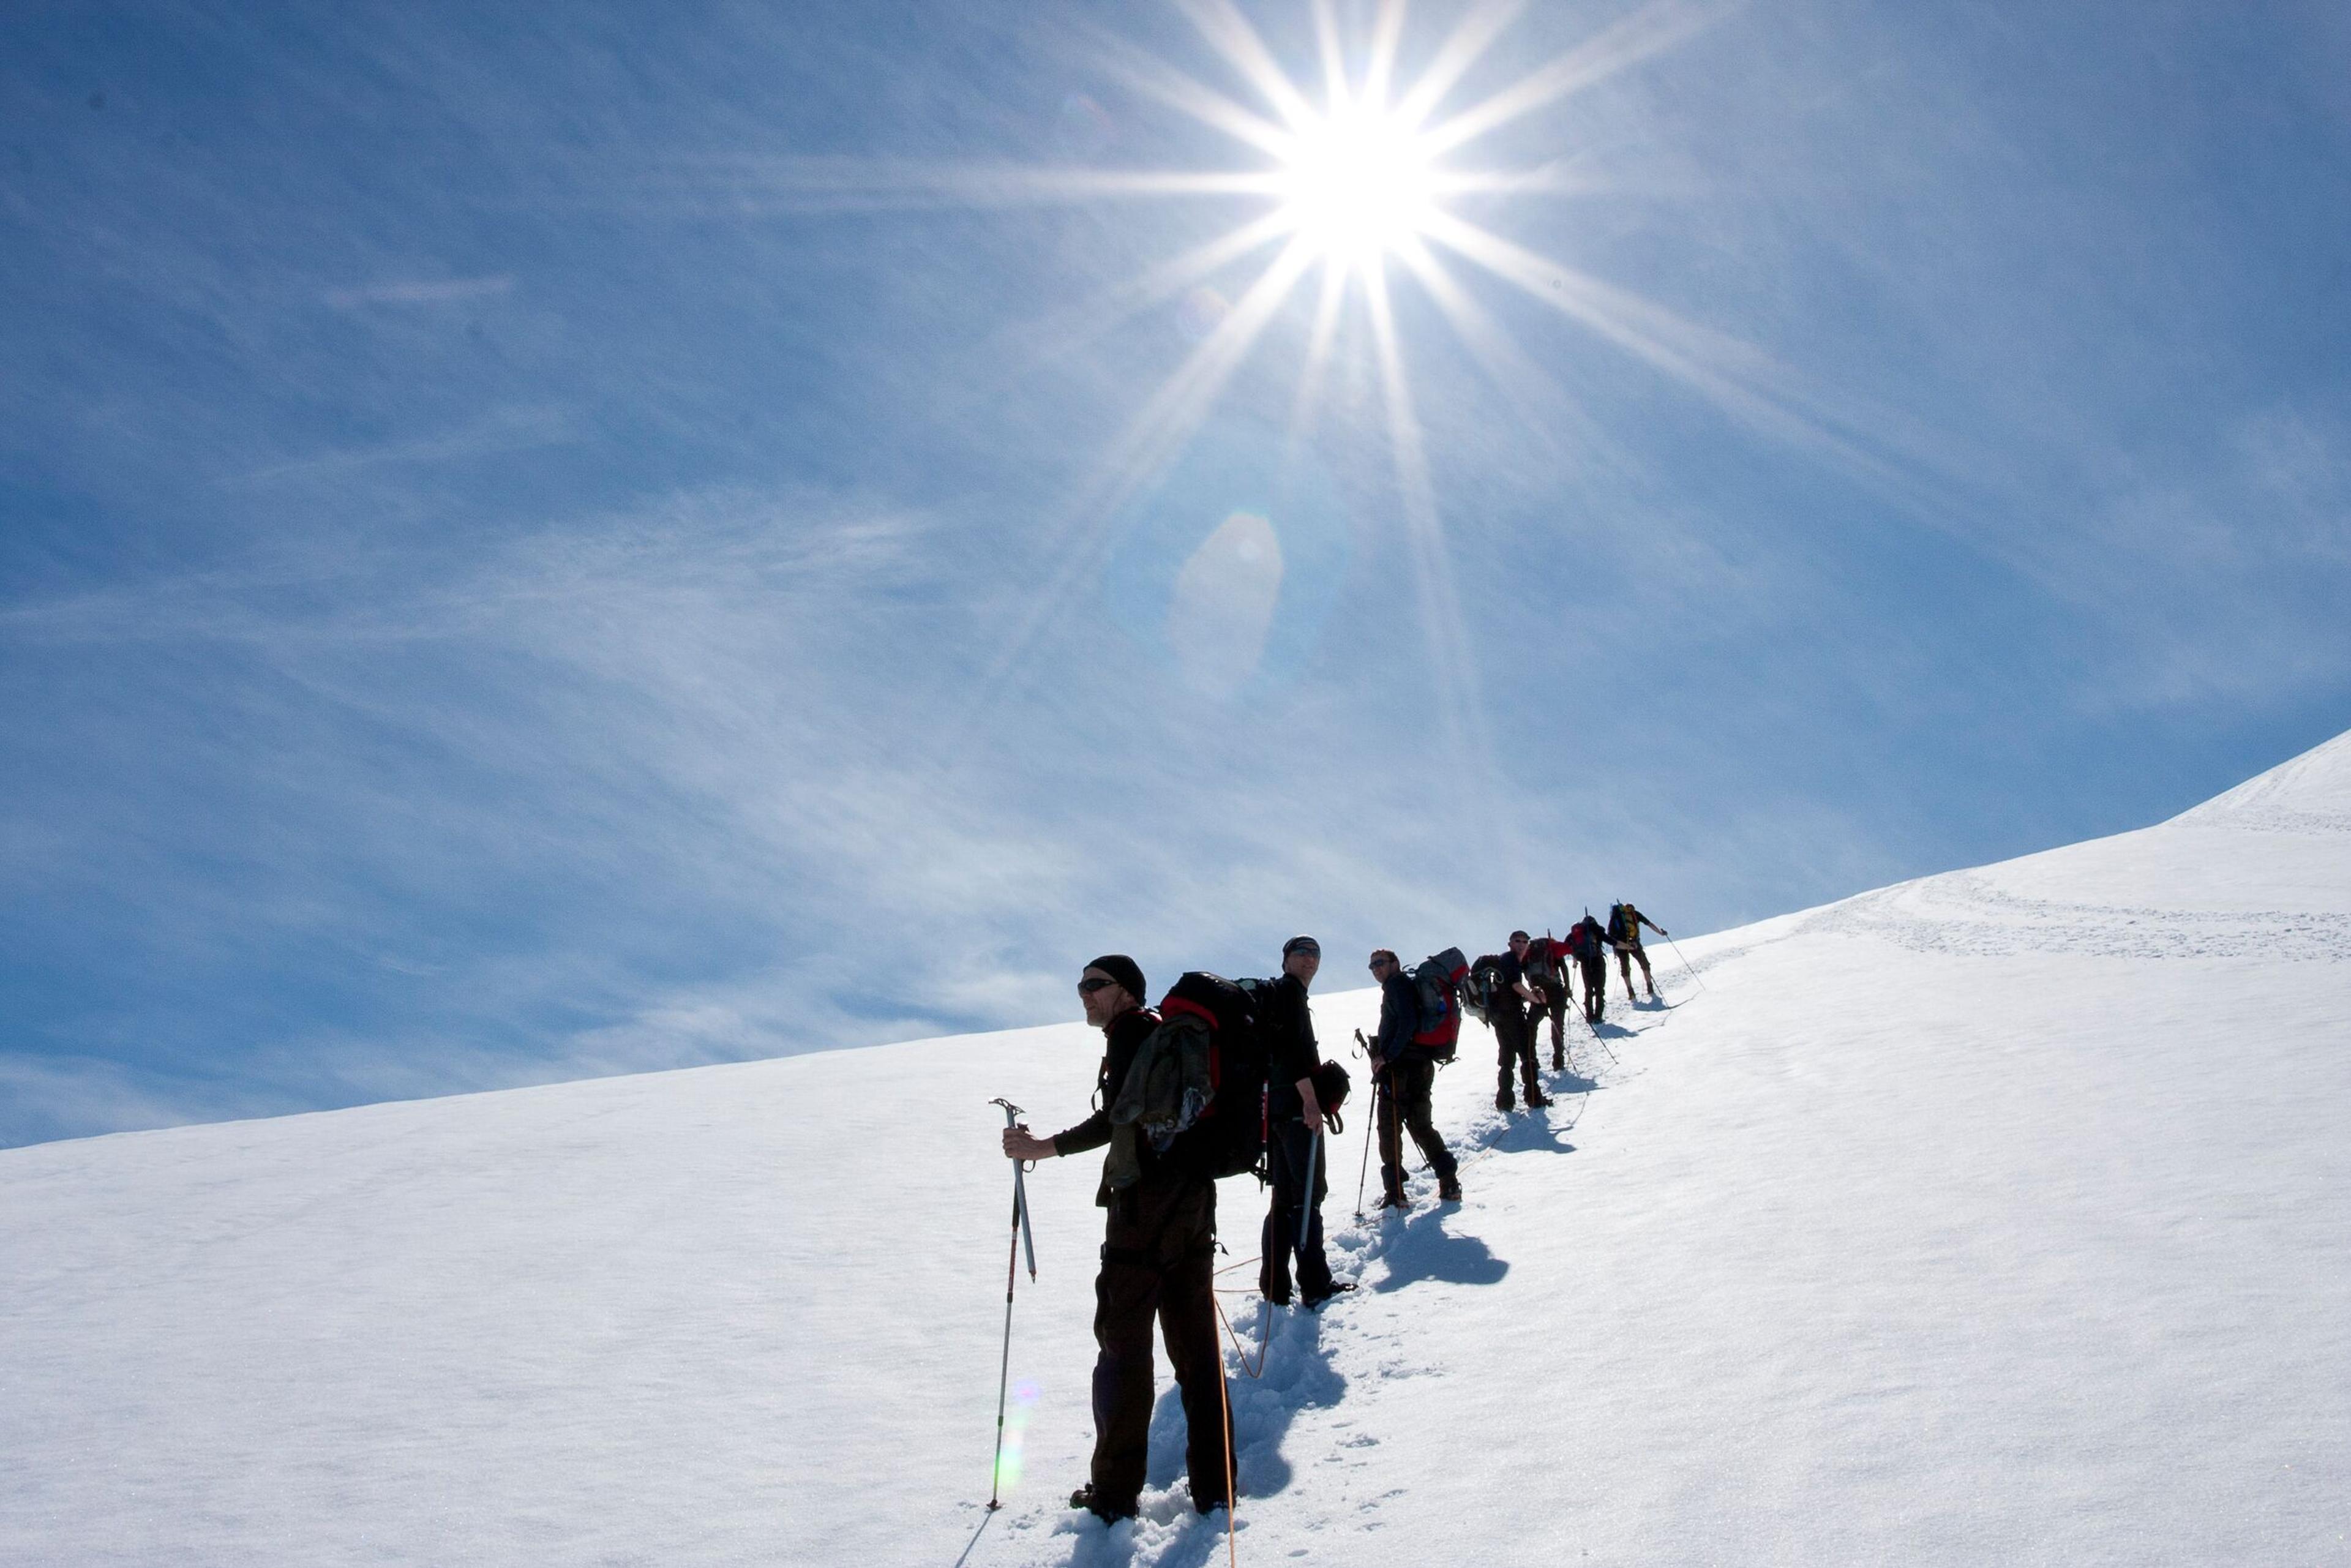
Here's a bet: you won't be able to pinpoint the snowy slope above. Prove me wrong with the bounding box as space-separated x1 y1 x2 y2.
4 734 2349 1567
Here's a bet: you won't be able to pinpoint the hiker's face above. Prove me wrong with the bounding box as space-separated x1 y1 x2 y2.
1078 969 1129 1028
1509 935 1529 957
1283 947 1321 986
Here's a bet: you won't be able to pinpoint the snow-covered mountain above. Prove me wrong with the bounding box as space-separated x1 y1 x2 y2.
6 733 2347 1567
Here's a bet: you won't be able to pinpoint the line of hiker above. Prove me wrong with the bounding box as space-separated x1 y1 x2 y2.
996 904 1674 1527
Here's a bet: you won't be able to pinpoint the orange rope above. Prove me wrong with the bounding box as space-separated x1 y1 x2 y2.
1211 1295 1242 1568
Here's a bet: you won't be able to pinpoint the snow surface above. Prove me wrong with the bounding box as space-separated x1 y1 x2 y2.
5 733 2349 1567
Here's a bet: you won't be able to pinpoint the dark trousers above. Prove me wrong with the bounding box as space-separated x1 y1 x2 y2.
1259 1117 1332 1304
1539 995 1567 1057
1377 1054 1457 1197
1618 942 1655 994
1493 1005 1540 1102
1578 958 1608 1020
1092 1178 1233 1512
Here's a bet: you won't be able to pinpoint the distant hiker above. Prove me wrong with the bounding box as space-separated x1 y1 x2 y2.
1493 931 1553 1112
1256 936 1344 1310
1568 913 1611 1024
1368 949 1461 1208
1608 900 1668 1002
1523 934 1572 1071
1000 956 1234 1522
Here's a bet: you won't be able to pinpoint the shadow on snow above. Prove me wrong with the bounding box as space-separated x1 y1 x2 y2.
1039 1021 1662 1566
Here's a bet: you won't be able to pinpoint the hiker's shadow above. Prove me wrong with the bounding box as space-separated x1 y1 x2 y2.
1489 1114 1578 1157
1372 1206 1508 1292
1139 1298 1344 1539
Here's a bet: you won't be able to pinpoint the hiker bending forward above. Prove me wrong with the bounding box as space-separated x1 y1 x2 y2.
1002 956 1234 1523
1610 901 1668 1002
1370 950 1461 1208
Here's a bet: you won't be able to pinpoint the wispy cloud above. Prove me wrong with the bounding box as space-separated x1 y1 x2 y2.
323 274 515 309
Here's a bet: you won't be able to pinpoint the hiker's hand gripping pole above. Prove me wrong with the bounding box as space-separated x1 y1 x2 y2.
992 1097 1037 1281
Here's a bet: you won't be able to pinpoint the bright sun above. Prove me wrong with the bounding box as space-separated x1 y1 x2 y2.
1274 99 1438 268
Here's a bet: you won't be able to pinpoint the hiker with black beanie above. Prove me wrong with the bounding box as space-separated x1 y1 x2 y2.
1493 931 1553 1112
1258 936 1345 1309
1002 955 1234 1523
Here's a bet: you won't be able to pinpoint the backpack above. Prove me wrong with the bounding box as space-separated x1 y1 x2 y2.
1607 904 1631 944
1154 971 1271 1182
1463 953 1508 1024
1408 947 1469 1061
1523 936 1565 992
1569 921 1605 962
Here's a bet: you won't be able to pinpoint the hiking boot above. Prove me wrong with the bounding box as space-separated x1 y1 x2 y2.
1070 1484 1136 1523
1379 1188 1409 1211
1193 1477 1241 1515
1438 1176 1463 1202
1302 1281 1356 1311
1526 1090 1554 1109
1495 1089 1514 1112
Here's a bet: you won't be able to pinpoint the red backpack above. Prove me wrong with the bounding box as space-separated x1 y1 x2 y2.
1408 947 1469 1062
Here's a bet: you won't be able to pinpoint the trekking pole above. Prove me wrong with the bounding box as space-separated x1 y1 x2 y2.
984 1098 1038 1511
1665 931 1708 994
1352 1030 1376 1218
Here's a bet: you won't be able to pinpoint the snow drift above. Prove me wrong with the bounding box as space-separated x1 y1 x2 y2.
4 733 2348 1566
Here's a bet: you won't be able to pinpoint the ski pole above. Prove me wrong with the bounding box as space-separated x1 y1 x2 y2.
985 1098 1038 1510
1665 931 1707 994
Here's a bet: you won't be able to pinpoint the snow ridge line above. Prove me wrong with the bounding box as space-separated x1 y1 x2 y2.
1801 872 2351 961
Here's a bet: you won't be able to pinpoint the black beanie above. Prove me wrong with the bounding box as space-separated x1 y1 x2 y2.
1084 953 1147 1003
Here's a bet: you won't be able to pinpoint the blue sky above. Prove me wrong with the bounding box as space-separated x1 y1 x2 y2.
4 0 2348 1146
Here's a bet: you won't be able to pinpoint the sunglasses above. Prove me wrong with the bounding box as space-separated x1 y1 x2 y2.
1077 976 1118 995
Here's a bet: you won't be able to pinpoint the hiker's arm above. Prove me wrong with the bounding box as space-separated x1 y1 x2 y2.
1297 1078 1324 1134
1043 1108 1111 1158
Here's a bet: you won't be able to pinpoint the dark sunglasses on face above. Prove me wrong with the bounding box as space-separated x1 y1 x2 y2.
1077 976 1117 995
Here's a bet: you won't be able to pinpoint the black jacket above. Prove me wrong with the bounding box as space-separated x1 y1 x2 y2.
1493 950 1529 1017
1259 972 1319 1120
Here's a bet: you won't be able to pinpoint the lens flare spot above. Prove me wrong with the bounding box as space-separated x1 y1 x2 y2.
993 1379 1044 1492
1055 93 1116 160
1176 284 1231 340
1166 510 1284 698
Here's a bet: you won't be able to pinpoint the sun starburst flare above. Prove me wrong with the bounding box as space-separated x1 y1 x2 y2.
722 0 1925 764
